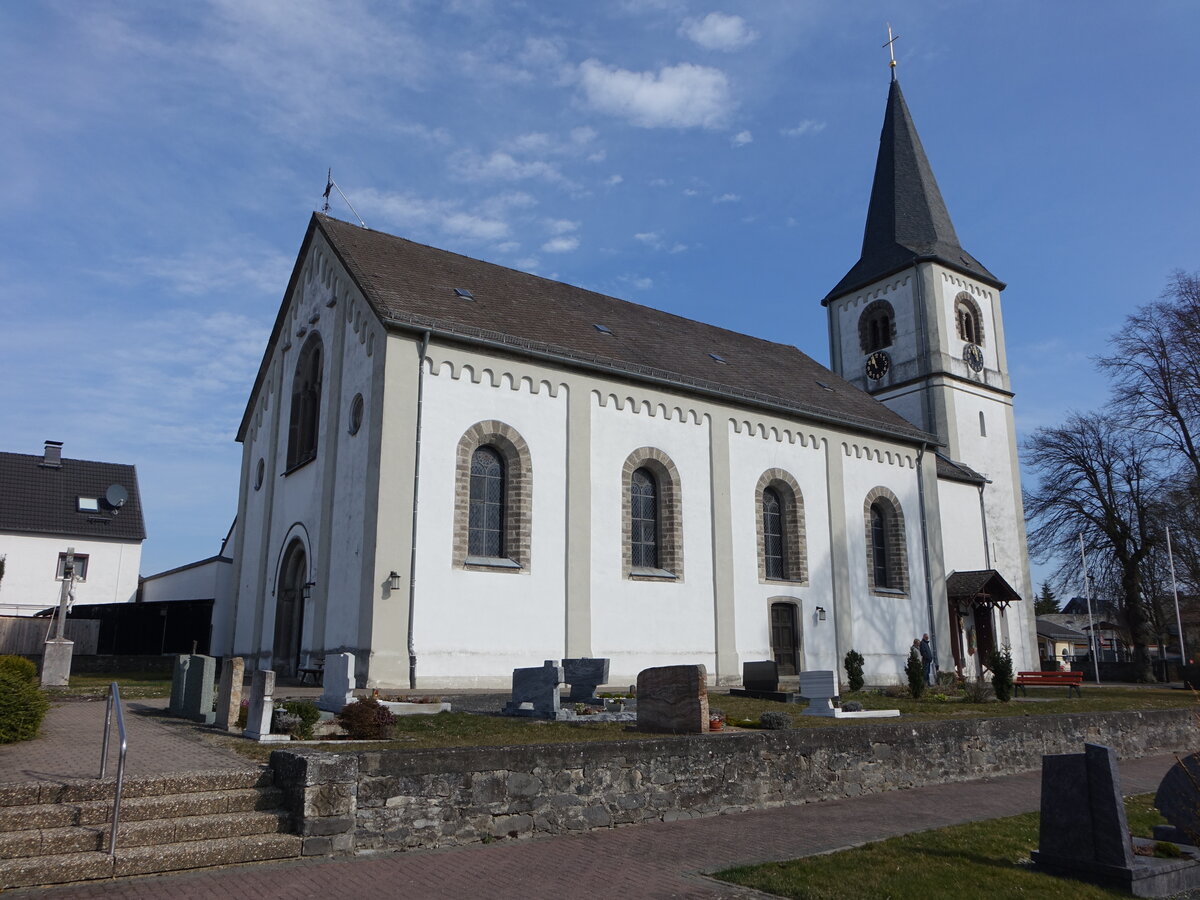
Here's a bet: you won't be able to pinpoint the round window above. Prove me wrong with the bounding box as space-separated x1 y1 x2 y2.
254 458 265 490
348 393 364 435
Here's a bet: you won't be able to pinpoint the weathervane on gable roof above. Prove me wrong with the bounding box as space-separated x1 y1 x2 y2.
883 23 900 81
321 168 367 228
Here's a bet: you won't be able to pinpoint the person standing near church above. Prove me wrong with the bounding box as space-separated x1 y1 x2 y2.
920 634 935 685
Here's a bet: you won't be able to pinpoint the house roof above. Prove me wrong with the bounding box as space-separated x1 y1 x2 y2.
0 450 146 542
824 79 1002 304
237 212 939 447
1036 618 1088 641
935 452 987 485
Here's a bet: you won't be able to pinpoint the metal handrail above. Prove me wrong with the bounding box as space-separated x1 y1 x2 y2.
99 682 128 856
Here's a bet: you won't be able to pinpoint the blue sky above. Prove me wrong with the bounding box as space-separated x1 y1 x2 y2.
2 1 1198 589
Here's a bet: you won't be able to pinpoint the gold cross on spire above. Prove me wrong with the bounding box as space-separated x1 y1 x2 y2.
883 23 899 81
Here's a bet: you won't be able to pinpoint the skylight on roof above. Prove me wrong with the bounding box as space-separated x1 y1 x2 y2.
78 497 99 512
454 288 475 300
709 353 727 364
593 324 612 335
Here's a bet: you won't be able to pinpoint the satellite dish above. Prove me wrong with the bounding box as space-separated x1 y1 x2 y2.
105 484 128 509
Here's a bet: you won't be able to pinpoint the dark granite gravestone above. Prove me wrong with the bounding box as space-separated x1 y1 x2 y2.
563 657 609 703
728 660 797 703
636 664 709 733
502 660 564 718
182 653 216 724
1155 753 1200 846
168 654 192 717
1033 743 1200 896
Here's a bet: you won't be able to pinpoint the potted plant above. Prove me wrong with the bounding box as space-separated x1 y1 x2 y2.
708 707 726 731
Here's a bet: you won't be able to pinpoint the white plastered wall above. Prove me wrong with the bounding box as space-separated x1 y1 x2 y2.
0 534 141 615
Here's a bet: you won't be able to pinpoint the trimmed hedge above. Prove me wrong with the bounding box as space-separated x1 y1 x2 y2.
0 655 49 744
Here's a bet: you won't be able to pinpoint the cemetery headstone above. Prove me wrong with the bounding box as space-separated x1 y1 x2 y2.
1034 743 1135 872
502 660 563 718
563 657 609 703
244 668 288 742
318 652 357 712
1155 752 1200 846
215 656 245 731
168 654 192 716
730 660 797 702
636 664 709 733
182 653 216 724
797 670 900 718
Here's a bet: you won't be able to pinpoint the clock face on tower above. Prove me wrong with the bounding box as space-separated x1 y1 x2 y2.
963 343 984 373
865 350 891 381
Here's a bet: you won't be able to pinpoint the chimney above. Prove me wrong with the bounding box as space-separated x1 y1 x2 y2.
41 441 63 468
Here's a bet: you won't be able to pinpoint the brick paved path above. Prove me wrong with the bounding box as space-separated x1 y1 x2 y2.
0 698 254 784
17 753 1179 899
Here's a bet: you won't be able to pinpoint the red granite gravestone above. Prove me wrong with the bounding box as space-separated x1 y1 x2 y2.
636 664 709 733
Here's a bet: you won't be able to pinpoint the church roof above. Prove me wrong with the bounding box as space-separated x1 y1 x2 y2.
934 452 987 485
0 449 145 542
269 213 936 447
824 80 1003 305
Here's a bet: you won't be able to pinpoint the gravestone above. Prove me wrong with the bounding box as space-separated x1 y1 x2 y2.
168 654 192 716
318 652 356 713
502 660 563 718
798 670 899 719
729 660 797 703
244 668 288 742
214 656 244 731
1035 743 1133 871
182 654 216 724
636 664 709 733
1155 752 1200 846
563 657 609 703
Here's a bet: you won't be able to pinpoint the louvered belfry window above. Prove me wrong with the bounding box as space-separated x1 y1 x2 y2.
630 467 659 568
763 487 786 579
468 446 505 557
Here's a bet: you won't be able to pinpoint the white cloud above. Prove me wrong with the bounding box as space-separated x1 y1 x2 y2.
620 274 654 290
634 232 686 253
352 188 514 243
547 218 579 234
571 126 598 144
732 130 753 146
635 232 660 245
542 236 579 253
450 150 570 185
682 188 700 196
517 256 540 270
577 59 733 129
713 192 740 203
494 241 520 253
124 248 292 298
650 178 671 187
679 13 758 51
605 174 624 186
782 119 827 137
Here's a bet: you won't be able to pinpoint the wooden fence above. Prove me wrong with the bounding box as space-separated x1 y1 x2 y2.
0 616 99 656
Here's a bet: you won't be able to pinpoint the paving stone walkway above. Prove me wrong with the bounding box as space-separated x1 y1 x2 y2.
12 752 1181 899
0 697 254 784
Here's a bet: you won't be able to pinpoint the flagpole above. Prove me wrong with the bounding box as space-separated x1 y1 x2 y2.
1167 525 1188 670
1080 534 1100 685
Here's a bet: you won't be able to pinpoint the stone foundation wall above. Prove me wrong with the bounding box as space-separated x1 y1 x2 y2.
271 707 1196 855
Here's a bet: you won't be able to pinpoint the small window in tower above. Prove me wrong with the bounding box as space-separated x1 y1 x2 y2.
979 411 987 437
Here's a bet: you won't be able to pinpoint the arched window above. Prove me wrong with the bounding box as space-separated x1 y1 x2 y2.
762 488 785 579
955 294 984 346
622 447 683 579
630 468 658 569
468 446 505 558
453 421 532 571
755 469 808 583
864 488 909 595
859 300 894 353
286 333 323 470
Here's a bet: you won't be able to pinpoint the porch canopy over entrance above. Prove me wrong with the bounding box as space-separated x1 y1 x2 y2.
947 569 1022 611
946 569 1023 676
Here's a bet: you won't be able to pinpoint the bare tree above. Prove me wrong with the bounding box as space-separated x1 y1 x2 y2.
1024 413 1159 680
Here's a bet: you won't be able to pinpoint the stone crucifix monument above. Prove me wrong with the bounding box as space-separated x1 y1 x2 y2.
40 546 77 687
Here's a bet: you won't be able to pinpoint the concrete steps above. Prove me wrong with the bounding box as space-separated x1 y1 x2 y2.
0 768 302 889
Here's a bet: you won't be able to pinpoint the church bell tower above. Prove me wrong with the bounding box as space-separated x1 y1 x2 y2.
823 73 1035 668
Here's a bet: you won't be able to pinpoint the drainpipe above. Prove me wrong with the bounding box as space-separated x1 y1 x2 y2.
916 444 938 660
407 331 431 689
977 482 991 569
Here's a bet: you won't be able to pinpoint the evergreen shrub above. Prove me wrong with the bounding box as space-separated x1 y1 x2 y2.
991 647 1015 702
275 699 321 739
0 656 49 744
337 697 396 740
759 711 790 730
844 649 865 693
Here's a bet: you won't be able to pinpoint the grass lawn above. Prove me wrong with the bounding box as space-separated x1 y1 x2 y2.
714 794 1171 899
58 671 173 700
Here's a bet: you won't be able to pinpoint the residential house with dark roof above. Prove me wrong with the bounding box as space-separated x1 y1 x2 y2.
226 77 1035 688
0 441 145 616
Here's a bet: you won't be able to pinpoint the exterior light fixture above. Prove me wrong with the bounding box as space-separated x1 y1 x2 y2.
815 606 827 621
388 571 402 591
302 582 315 601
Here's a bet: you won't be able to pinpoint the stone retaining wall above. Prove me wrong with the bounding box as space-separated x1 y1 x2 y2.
270 707 1196 855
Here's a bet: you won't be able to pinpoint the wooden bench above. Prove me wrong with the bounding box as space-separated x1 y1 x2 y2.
298 658 324 685
1015 670 1083 697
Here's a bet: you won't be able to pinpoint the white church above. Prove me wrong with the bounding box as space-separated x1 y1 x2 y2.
226 78 1035 689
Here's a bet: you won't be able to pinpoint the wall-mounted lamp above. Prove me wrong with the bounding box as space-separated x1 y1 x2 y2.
815 606 827 621
388 571 402 591
302 582 315 601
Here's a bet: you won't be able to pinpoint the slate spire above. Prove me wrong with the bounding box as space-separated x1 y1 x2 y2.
824 80 1002 304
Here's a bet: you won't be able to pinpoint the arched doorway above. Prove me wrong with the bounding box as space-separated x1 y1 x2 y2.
273 540 307 677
